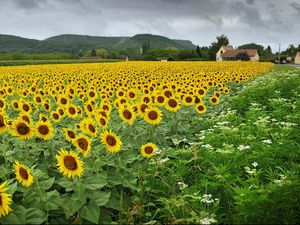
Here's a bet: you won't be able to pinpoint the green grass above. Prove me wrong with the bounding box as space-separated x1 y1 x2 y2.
124 68 300 224
0 59 122 66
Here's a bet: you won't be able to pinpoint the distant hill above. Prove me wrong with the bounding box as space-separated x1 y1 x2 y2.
0 33 195 54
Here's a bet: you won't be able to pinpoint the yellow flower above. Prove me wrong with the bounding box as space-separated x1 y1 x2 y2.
73 135 92 157
0 112 7 133
0 181 12 218
64 128 76 142
10 119 33 139
140 143 157 158
14 161 34 187
101 130 122 153
143 107 162 125
56 149 84 178
165 98 180 112
35 120 54 140
195 103 207 114
119 105 136 125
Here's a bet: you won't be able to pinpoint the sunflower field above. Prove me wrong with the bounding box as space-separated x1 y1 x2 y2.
1 62 299 224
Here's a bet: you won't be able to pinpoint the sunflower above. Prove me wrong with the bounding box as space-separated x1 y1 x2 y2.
73 135 91 157
182 95 194 106
119 105 136 125
95 114 108 129
0 112 7 133
165 98 180 112
0 98 6 111
195 103 207 114
51 111 61 122
209 95 220 105
0 181 12 218
56 149 83 178
101 130 122 153
11 100 20 111
35 120 54 140
63 128 76 142
79 118 98 137
14 161 34 187
17 112 32 124
20 101 32 114
10 119 33 139
144 107 162 125
155 94 166 107
66 104 78 118
140 143 157 158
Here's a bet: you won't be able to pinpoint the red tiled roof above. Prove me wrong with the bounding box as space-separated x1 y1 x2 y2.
220 49 258 58
222 45 234 51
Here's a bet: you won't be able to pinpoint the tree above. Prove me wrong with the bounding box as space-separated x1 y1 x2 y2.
91 49 97 57
96 49 108 58
208 34 230 60
236 52 250 61
196 45 202 58
266 45 272 54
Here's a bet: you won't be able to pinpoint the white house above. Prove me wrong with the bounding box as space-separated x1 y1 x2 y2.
295 51 300 64
216 46 259 62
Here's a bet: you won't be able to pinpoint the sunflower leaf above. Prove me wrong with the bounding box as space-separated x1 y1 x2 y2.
79 201 100 224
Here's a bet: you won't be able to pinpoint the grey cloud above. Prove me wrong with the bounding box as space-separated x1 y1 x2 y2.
0 0 299 49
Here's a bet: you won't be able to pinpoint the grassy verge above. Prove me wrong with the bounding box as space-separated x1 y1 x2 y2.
0 59 122 66
126 68 300 224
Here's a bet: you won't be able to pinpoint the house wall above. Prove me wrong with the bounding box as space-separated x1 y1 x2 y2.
295 54 300 64
216 47 226 61
250 53 259 62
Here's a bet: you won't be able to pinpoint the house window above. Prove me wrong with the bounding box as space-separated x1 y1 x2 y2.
221 51 223 54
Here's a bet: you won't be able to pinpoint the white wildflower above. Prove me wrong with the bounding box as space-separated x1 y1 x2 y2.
178 181 188 190
262 139 272 144
252 162 258 167
237 145 251 150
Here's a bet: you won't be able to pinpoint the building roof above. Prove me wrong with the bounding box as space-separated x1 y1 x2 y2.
222 45 234 51
220 49 258 58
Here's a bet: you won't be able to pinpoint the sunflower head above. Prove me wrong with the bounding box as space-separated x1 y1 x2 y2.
140 143 157 158
14 161 34 187
35 120 54 140
64 128 76 142
0 181 12 218
119 105 136 125
10 119 33 139
0 112 7 133
144 107 162 125
101 130 122 153
195 103 207 114
73 135 92 157
56 149 84 178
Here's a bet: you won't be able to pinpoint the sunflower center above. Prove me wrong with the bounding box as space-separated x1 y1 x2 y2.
157 96 164 103
89 91 95 97
106 135 117 146
0 194 2 205
13 102 19 108
44 103 50 110
168 99 177 108
19 167 29 180
129 92 135 98
53 113 59 120
61 98 67 104
23 104 30 112
64 156 78 170
0 115 5 127
198 89 205 95
103 105 109 111
123 110 132 120
100 118 106 126
88 124 96 133
186 97 192 103
67 130 75 139
212 98 217 103
17 123 30 135
164 91 172 98
87 105 92 112
38 125 49 135
78 138 88 151
198 105 205 111
148 110 158 120
58 109 64 115
145 146 154 154
69 107 76 114
36 96 41 102
0 100 4 108
140 104 148 113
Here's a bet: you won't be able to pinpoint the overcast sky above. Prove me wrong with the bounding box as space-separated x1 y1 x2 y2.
0 0 299 50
